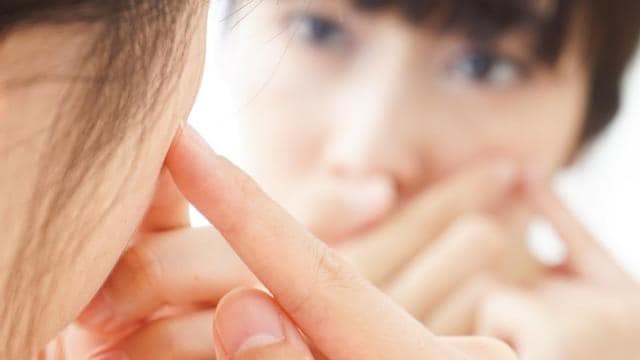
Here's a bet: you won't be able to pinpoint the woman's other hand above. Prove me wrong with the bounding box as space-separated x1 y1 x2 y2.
475 180 640 359
338 159 538 334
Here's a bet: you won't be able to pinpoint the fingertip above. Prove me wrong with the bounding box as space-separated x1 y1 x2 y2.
166 125 212 169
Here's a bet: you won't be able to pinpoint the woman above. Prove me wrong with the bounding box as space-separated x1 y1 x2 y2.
216 0 640 355
71 0 640 359
1 1 517 359
220 0 640 336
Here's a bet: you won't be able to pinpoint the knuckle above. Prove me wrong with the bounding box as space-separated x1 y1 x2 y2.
314 246 362 289
287 245 364 320
119 243 165 298
236 168 262 200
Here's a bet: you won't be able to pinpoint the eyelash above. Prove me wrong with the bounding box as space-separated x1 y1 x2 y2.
288 13 350 51
448 49 531 87
286 13 532 87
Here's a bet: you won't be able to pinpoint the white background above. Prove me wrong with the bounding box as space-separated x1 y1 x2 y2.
190 18 640 277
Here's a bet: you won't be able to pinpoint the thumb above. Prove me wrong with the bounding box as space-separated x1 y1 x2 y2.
213 288 315 360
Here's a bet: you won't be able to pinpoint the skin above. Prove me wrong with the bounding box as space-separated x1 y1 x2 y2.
0 5 209 357
168 127 518 360
224 0 587 244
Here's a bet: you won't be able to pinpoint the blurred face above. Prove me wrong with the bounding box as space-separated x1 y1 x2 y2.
0 6 207 352
225 0 589 243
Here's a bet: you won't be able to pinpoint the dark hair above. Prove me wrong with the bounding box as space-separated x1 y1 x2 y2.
0 1 202 357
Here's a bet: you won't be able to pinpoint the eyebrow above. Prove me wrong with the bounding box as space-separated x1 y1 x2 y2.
246 0 571 63
350 0 571 63
352 0 545 31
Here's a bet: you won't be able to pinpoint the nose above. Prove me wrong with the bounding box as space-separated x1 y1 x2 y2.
324 110 421 193
323 34 426 195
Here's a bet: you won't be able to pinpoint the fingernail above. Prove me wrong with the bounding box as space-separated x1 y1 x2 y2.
215 292 285 356
89 351 129 360
78 291 119 332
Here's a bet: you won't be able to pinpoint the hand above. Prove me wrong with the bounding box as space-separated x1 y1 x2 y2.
167 126 517 360
45 168 257 359
338 160 543 334
475 179 640 360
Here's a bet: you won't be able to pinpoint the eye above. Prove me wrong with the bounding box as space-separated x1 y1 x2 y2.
449 49 529 87
290 14 349 50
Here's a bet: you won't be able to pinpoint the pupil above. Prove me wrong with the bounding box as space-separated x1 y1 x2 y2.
309 17 336 40
467 54 493 78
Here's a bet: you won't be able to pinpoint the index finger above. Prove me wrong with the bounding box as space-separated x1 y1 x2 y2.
524 180 630 284
166 127 458 359
342 159 518 284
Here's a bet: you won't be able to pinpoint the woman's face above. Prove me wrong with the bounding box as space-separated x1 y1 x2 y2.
0 7 207 351
225 1 589 243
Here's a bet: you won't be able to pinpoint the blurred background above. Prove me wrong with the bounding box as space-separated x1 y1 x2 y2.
189 11 640 278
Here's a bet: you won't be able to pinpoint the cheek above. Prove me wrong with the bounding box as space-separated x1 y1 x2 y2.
498 81 586 171
231 50 335 201
40 123 175 344
428 77 586 176
239 94 327 202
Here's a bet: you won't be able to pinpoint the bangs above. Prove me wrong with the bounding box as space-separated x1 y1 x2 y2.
353 0 577 63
